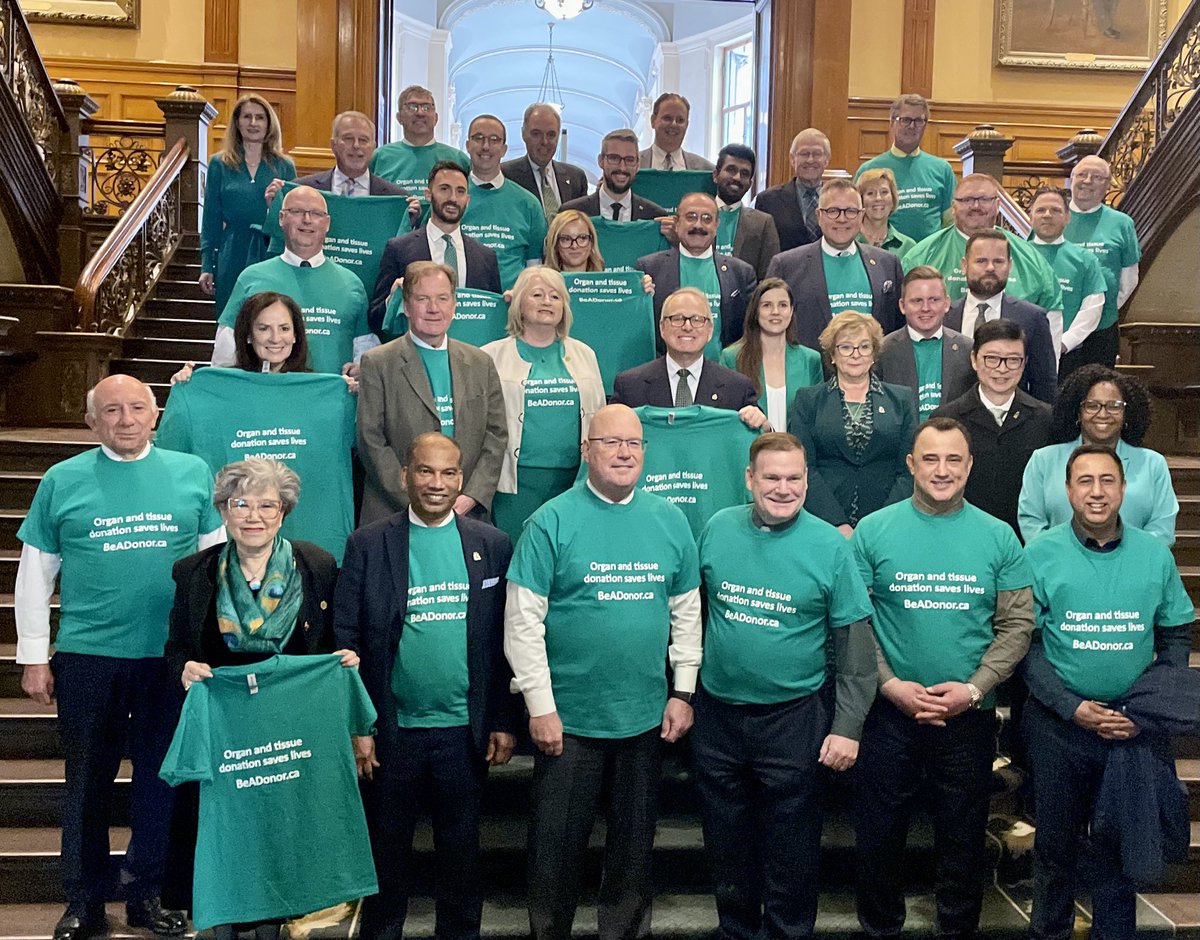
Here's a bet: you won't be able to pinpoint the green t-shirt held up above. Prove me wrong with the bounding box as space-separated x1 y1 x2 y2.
912 335 944 420
631 168 717 214
460 180 547 290
369 139 470 194
383 287 508 348
507 484 699 738
699 505 872 705
591 217 670 272
393 521 471 727
415 342 455 435
18 447 221 659
677 253 723 361
1030 238 1107 332
562 271 657 395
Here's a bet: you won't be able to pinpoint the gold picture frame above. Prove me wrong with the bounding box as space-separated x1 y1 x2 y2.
18 0 139 28
995 0 1168 71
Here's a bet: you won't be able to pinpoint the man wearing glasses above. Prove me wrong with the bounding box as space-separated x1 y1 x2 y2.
369 85 469 194
504 403 702 940
212 185 377 376
635 192 757 354
766 178 904 350
754 127 830 251
560 128 669 222
854 94 957 243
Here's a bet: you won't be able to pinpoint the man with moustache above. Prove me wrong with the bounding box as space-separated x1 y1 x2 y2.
712 144 780 280
638 93 714 170
500 103 588 218
370 162 502 331
754 128 830 251
370 86 470 193
560 128 668 221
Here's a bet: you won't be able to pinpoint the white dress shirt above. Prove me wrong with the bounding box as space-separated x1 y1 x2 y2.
598 186 633 222
529 158 561 205
978 386 1015 427
651 143 684 171
961 292 1004 340
331 168 372 197
665 353 703 403
821 238 858 258
427 223 469 287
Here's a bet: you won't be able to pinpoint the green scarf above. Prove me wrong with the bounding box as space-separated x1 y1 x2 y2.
216 536 304 653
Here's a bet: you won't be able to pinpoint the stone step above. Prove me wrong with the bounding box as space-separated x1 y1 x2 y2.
121 337 213 363
131 317 215 342
142 297 217 322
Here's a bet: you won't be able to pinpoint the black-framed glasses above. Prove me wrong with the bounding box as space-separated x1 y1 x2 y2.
894 116 928 128
662 314 712 328
954 195 999 206
226 498 283 521
587 437 646 451
281 208 329 221
601 153 639 167
556 233 593 248
979 354 1026 370
819 206 862 220
1081 399 1126 415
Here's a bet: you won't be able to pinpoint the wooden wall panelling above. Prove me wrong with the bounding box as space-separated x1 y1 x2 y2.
900 0 935 99
294 0 339 171
337 0 378 117
205 0 240 65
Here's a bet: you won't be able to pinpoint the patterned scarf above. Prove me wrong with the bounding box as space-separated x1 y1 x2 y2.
216 536 303 653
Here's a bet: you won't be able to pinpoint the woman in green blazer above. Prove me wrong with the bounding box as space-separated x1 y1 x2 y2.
787 310 917 535
720 278 824 432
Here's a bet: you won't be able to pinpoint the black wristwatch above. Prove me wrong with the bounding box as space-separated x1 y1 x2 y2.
670 690 694 705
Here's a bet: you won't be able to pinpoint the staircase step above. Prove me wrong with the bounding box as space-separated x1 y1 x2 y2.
1168 455 1200 493
0 552 17 594
1180 496 1200 532
0 828 128 905
1183 567 1200 607
0 646 20 698
1139 893 1200 935
1182 759 1200 815
0 902 142 940
0 700 58 760
0 597 59 650
108 359 190 385
142 297 216 322
1175 531 1200 568
0 475 42 509
121 338 213 362
148 383 171 410
131 317 216 341
150 279 208 301
0 435 94 474
1157 822 1200 893
0 760 131 828
0 516 23 553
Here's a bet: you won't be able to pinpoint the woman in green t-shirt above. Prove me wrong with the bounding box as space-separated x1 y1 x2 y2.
856 168 917 262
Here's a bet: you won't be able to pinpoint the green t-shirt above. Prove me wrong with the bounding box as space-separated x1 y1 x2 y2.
854 149 957 242
159 655 378 929
155 369 357 562
562 271 657 394
678 253 724 361
856 225 917 262
1026 523 1194 702
383 287 508 347
1030 239 1107 332
369 140 470 193
699 506 872 704
631 168 717 214
904 227 1064 313
393 522 470 727
591 217 670 272
507 484 699 738
822 249 874 313
18 448 221 659
853 500 1032 699
218 257 370 375
912 335 943 420
516 339 580 469
715 208 740 257
1063 204 1142 329
415 343 455 435
460 181 547 290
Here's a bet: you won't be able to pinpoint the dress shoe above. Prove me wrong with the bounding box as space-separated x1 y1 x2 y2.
125 897 187 935
53 906 103 940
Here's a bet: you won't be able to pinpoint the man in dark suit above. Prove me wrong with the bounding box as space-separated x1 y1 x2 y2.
638 93 714 170
500 103 588 218
766 178 903 349
358 261 507 525
560 128 668 221
933 317 1051 535
335 431 517 940
612 288 765 427
369 161 501 331
297 112 411 196
945 231 1057 404
712 143 781 280
754 128 829 251
636 192 756 351
876 266 974 420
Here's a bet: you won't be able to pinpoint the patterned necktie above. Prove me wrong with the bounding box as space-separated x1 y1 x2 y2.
674 368 693 407
540 166 559 218
801 187 819 239
442 234 458 278
664 151 674 171
341 178 356 197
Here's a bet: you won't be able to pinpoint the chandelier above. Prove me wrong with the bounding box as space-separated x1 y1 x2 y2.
534 0 594 21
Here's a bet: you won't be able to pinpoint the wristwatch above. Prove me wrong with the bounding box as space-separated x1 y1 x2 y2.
965 683 983 709
669 690 694 705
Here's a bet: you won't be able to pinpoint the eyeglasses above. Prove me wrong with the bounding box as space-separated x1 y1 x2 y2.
680 211 715 224
1073 171 1111 183
834 341 874 357
336 135 373 147
556 233 593 248
281 208 329 221
1081 399 1126 415
587 437 646 451
980 353 1026 370
403 102 435 114
226 498 283 521
662 314 712 328
954 195 999 206
601 153 640 167
791 149 827 160
818 206 862 220
894 116 928 128
468 133 503 145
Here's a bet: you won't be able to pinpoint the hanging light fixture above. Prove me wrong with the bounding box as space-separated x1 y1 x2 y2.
534 0 594 21
536 22 565 110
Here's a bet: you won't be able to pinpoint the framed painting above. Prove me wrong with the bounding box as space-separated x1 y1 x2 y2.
18 0 138 28
995 0 1169 71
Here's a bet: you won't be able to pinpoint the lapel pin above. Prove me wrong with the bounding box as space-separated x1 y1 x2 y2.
878 406 886 413
720 264 728 272
472 551 482 561
1012 410 1020 420
869 258 877 266
711 393 718 401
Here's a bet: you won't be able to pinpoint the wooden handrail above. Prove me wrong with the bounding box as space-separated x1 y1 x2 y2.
76 136 190 333
996 186 1031 239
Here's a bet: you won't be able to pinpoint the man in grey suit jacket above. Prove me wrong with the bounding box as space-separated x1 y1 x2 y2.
638 93 714 171
500 103 589 217
712 144 781 280
357 261 507 524
766 178 903 350
876 267 974 420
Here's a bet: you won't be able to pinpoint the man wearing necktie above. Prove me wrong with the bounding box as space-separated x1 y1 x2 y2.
499 103 588 219
285 111 414 208
637 93 714 171
559 128 669 222
754 128 830 252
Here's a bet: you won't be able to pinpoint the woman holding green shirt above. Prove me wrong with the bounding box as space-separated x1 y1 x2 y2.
720 278 823 432
199 94 296 316
856 168 917 261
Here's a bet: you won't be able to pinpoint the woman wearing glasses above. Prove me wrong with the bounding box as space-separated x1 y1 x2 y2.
787 311 917 536
544 209 656 292
483 266 606 542
199 94 296 316
1018 364 1178 544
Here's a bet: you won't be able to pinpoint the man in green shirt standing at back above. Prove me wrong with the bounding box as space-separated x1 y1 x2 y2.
370 85 470 193
852 417 1034 939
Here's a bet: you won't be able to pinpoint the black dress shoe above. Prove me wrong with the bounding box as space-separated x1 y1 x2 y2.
53 906 103 940
125 898 187 936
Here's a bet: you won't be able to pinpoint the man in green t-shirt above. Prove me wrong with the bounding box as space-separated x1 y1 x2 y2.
695 433 875 940
505 404 702 940
334 432 517 940
369 84 470 193
852 417 1034 939
1021 445 1194 940
16 375 225 940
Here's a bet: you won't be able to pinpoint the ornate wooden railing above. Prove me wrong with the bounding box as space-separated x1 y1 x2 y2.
1099 0 1200 201
79 118 166 217
0 0 69 182
996 187 1032 239
75 137 189 334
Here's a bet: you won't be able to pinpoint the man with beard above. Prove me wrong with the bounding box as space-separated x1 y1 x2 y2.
560 128 668 221
944 231 1057 404
370 161 501 331
711 144 780 280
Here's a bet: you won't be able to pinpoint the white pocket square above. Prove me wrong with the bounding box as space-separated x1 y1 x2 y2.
482 577 500 589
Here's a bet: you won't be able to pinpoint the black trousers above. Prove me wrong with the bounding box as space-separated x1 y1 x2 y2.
527 728 662 940
853 698 996 939
1060 322 1119 380
360 725 486 940
691 688 828 940
51 652 179 910
1023 697 1142 940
